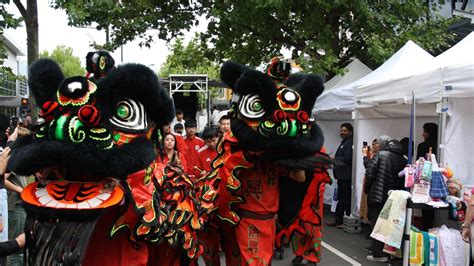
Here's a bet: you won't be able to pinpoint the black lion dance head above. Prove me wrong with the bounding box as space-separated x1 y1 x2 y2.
5 53 213 264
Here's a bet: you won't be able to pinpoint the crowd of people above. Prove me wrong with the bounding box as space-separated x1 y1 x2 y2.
160 112 231 181
1 108 473 265
0 110 231 265
0 115 33 265
146 104 474 264
1 113 472 264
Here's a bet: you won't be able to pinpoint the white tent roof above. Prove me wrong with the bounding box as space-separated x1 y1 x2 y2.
314 40 434 113
435 32 474 67
324 59 372 90
437 32 474 98
356 33 474 105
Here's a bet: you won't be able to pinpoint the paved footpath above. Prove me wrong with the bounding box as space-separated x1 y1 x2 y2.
200 210 403 265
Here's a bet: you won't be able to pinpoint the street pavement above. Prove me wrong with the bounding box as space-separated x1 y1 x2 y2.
199 210 403 265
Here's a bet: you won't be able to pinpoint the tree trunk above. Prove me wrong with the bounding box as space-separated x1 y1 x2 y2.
25 0 38 119
26 0 38 66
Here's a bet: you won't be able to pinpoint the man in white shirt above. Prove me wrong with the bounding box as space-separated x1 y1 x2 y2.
210 107 219 126
170 109 185 136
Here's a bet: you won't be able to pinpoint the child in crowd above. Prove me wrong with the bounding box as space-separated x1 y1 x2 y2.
173 123 184 135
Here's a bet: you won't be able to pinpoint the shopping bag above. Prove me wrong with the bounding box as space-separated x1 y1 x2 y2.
429 154 448 198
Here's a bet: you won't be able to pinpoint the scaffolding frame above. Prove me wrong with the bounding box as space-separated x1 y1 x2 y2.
168 74 210 126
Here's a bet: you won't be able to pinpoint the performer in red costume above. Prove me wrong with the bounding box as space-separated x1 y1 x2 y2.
157 132 188 169
197 127 219 177
196 126 221 265
184 120 205 179
276 148 331 265
197 57 331 265
163 122 189 170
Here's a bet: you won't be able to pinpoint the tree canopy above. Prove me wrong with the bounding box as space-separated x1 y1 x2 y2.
55 1 455 77
0 0 22 75
159 36 219 79
200 1 454 76
52 0 205 50
40 45 84 77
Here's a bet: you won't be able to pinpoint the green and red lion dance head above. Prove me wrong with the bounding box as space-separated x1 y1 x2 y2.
221 58 326 166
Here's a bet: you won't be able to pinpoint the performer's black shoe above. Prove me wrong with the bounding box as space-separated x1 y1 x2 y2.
291 256 304 265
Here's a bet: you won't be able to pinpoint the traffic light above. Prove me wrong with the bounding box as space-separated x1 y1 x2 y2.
21 98 28 106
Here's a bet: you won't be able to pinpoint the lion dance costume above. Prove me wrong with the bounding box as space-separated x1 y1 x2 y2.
8 53 209 265
198 58 331 265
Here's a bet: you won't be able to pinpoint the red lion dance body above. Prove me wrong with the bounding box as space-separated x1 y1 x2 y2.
198 59 331 265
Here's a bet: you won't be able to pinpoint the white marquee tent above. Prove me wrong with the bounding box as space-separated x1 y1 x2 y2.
357 32 474 106
314 35 473 214
314 40 435 114
324 59 372 91
314 41 439 208
355 32 474 194
314 59 372 205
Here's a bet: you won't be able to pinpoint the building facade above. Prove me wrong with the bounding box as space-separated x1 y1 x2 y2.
0 34 28 117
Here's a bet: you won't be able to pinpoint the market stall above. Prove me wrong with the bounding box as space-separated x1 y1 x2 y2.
356 32 474 189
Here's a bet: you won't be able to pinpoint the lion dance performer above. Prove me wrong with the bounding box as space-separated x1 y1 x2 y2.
8 53 210 265
197 58 331 265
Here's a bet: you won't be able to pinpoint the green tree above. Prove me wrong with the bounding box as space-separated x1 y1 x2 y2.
159 36 221 107
40 45 84 77
0 0 22 74
52 0 204 50
200 1 455 77
159 37 219 79
54 1 455 77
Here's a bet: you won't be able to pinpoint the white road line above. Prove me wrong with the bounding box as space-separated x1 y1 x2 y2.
321 241 362 266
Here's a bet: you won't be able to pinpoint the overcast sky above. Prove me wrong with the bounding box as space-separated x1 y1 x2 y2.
5 1 206 73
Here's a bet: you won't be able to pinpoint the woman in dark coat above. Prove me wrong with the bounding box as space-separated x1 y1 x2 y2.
364 136 407 262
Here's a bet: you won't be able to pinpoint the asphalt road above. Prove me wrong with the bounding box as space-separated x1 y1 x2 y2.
199 210 403 265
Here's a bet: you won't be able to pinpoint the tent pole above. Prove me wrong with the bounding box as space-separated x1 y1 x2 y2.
438 97 447 164
351 109 359 217
413 93 417 162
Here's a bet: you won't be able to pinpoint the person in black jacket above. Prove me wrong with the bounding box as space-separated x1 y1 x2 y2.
327 123 353 228
0 233 24 257
416 123 438 160
364 136 407 262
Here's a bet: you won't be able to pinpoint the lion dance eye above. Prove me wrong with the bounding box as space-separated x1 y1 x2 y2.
238 94 265 119
116 103 131 120
110 98 148 131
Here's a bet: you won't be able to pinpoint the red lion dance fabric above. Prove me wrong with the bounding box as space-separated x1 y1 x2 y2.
197 58 331 265
8 52 211 265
